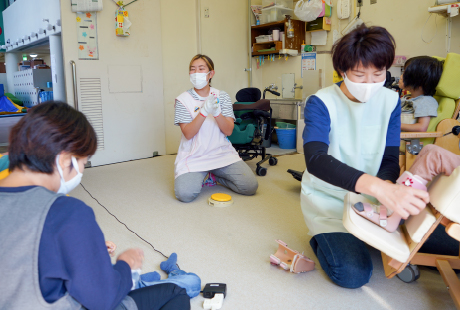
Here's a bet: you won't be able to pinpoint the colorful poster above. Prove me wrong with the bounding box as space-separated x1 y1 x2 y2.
301 52 316 78
77 12 99 60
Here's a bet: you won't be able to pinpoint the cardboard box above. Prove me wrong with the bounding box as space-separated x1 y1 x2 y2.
30 59 44 67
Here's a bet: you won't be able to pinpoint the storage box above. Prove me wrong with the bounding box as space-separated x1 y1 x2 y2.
30 59 44 67
255 35 272 43
306 17 331 32
262 0 293 10
261 7 293 24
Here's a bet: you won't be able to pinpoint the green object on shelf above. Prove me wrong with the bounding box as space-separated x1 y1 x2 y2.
5 93 23 106
257 47 276 52
276 122 296 129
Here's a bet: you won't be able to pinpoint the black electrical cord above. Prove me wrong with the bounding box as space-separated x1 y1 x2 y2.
80 183 180 270
357 0 362 18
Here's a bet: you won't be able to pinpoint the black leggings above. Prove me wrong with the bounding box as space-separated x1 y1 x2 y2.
128 283 190 310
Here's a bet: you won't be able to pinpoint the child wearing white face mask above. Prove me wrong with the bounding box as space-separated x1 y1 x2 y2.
173 54 258 203
300 24 436 289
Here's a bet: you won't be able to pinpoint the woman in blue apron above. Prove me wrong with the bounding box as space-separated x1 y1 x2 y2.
300 25 430 288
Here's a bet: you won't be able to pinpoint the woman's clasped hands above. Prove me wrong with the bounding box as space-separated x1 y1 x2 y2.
201 94 221 117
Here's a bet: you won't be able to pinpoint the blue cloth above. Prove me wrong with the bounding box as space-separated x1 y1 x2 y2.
134 253 201 298
310 232 373 289
303 84 401 147
0 186 133 310
0 155 9 172
137 270 201 298
0 96 19 112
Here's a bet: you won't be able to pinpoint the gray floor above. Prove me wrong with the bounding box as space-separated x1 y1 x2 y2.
70 154 457 310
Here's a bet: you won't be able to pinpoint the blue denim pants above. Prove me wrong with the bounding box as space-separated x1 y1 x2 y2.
136 270 201 298
310 225 459 289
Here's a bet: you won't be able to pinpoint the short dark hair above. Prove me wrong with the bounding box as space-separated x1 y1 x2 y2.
8 101 97 174
402 56 444 96
332 24 396 74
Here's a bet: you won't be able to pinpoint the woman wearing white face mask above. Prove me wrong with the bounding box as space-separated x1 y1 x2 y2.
173 54 258 202
0 102 190 310
300 25 431 289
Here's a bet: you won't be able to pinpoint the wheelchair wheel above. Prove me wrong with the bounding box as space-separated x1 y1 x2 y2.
396 264 420 283
256 166 267 176
269 157 278 166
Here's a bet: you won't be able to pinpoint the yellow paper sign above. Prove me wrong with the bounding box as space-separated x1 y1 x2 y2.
333 71 343 83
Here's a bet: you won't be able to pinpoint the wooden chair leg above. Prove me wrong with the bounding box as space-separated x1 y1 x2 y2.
436 259 460 309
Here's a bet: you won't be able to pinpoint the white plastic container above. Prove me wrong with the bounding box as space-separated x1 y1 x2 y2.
255 35 270 43
261 7 294 24
262 0 294 10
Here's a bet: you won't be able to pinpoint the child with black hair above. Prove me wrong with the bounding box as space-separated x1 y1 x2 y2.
399 56 444 132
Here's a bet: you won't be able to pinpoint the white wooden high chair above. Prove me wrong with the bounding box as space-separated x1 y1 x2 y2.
343 167 460 309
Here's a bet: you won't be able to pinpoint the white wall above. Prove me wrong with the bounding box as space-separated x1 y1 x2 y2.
60 0 166 165
161 0 250 155
160 0 199 154
200 0 249 102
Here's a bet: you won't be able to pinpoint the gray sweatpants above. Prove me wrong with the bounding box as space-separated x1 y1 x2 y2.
174 160 258 203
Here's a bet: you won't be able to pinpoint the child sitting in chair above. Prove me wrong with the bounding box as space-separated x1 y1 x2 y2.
399 56 444 132
353 144 460 232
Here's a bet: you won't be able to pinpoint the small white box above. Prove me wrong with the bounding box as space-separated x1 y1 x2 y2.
261 7 293 24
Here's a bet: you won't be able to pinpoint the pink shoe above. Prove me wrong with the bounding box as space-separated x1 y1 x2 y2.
270 240 315 273
352 172 428 233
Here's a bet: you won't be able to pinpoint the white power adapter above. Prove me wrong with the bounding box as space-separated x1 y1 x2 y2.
203 293 224 310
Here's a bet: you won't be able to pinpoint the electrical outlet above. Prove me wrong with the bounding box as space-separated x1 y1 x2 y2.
357 0 363 7
204 7 209 18
153 151 159 157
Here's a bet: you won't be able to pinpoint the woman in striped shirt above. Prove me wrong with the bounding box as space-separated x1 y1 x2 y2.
173 54 258 202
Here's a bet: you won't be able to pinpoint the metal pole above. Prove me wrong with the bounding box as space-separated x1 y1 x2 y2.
70 60 78 110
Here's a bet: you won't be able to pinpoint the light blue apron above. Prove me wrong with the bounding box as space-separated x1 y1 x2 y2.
301 84 399 235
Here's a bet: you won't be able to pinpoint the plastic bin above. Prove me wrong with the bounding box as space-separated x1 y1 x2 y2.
275 127 296 149
262 0 293 10
261 7 293 24
276 121 296 129
39 91 53 103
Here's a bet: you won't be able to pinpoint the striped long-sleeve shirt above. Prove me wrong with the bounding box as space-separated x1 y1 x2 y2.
174 88 235 125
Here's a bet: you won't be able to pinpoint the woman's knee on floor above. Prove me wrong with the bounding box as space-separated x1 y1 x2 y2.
327 259 373 289
310 234 373 289
174 186 200 203
238 175 258 196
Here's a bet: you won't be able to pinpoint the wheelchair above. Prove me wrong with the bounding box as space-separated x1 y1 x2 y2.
228 87 279 176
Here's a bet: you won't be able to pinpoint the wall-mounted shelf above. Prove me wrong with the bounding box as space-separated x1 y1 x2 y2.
251 18 305 57
428 2 459 17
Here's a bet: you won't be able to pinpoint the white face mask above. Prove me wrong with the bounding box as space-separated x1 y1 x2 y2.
343 73 386 103
190 72 210 90
56 155 83 194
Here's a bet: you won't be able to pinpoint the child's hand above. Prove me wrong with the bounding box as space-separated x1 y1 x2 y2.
117 248 144 270
106 241 117 257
